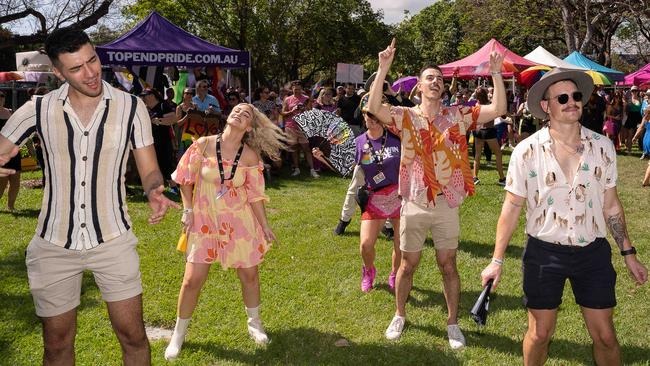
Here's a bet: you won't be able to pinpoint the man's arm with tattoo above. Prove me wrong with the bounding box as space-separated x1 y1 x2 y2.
603 188 633 251
603 187 648 285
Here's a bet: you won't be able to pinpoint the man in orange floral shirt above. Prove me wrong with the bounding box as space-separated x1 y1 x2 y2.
367 39 507 348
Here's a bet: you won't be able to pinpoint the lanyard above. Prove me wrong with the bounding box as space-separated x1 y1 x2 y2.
367 129 387 171
216 136 245 183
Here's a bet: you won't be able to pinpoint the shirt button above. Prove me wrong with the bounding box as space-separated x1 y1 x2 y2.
81 181 86 186
81 204 86 209
82 156 88 161
84 131 89 136
569 227 573 230
81 223 86 228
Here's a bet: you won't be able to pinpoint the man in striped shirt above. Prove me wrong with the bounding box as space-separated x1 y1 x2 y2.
0 28 179 365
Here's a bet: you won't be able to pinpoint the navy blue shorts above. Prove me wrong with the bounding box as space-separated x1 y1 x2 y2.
522 236 617 310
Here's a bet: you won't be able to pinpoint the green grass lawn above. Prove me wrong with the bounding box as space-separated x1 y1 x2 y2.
1 150 649 365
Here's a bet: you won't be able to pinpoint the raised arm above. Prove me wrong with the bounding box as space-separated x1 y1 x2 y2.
480 192 526 289
367 38 396 125
603 187 648 285
476 52 507 125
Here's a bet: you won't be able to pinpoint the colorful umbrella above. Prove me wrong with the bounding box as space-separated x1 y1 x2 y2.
518 65 552 89
584 70 612 86
391 76 418 93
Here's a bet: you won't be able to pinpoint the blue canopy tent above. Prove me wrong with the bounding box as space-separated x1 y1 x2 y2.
563 51 625 82
96 11 251 95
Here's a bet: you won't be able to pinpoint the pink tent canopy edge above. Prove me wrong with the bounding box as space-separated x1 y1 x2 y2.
438 38 538 78
617 63 650 86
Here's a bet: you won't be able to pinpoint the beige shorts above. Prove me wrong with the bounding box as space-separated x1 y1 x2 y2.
285 126 309 145
399 196 460 252
25 231 142 317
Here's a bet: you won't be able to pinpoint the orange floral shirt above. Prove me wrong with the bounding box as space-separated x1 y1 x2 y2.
388 105 480 207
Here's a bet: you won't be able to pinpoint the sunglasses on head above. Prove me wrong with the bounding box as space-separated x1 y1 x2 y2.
547 91 583 104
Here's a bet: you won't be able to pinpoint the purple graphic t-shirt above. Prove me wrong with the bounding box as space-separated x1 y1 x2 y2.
355 130 401 190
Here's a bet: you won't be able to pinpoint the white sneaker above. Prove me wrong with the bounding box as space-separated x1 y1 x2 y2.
164 331 186 360
247 318 269 344
447 324 466 349
291 168 301 177
385 315 405 340
310 169 320 178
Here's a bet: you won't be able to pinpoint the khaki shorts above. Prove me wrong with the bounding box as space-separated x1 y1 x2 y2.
25 231 142 317
399 196 460 252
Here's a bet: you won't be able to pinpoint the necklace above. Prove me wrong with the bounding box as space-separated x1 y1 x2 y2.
215 135 245 199
550 131 583 155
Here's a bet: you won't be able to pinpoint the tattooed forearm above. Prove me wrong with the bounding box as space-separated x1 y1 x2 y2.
606 213 629 251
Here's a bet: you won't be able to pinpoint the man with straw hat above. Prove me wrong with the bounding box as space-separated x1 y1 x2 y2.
481 68 647 365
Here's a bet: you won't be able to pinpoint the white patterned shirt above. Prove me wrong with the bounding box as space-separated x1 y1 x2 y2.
505 126 616 246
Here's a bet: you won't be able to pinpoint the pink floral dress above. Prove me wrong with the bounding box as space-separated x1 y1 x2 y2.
171 141 270 269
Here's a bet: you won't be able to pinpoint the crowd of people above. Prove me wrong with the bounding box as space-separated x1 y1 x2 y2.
0 29 648 366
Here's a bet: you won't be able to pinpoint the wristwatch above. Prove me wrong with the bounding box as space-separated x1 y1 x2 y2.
621 247 637 256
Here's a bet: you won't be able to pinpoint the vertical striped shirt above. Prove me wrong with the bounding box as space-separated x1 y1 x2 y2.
0 81 154 250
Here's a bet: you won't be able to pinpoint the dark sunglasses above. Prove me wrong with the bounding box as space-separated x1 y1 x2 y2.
547 91 583 104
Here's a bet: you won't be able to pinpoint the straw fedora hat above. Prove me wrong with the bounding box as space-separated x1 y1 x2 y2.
527 68 593 120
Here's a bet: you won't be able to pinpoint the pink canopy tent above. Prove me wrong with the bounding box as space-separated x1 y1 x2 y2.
620 63 650 86
439 38 538 78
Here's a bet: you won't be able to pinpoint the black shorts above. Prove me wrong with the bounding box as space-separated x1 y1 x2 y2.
522 235 616 310
476 127 497 140
624 111 641 129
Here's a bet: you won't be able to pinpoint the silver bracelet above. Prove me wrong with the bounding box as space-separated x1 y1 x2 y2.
182 208 193 214
491 71 502 76
491 258 504 265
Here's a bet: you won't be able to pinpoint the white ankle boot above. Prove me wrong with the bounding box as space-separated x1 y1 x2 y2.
245 306 269 344
164 317 190 360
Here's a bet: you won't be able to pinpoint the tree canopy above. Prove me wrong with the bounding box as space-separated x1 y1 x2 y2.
1 0 648 83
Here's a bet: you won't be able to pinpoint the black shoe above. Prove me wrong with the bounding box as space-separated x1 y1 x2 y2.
382 226 394 240
497 177 506 186
334 219 351 235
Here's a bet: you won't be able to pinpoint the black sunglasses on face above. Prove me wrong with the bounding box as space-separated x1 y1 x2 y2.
547 91 583 104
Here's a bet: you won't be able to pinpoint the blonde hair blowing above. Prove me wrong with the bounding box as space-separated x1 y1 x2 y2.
242 103 288 161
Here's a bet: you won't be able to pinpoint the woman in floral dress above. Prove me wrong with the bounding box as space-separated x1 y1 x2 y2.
165 103 285 360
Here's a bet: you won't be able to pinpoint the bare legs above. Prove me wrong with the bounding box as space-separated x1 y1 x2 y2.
473 138 505 181
41 295 150 366
359 218 401 279
0 172 20 210
523 307 620 366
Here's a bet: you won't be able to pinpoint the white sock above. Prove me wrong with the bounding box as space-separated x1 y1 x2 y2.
165 317 190 360
245 306 260 319
245 306 269 344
